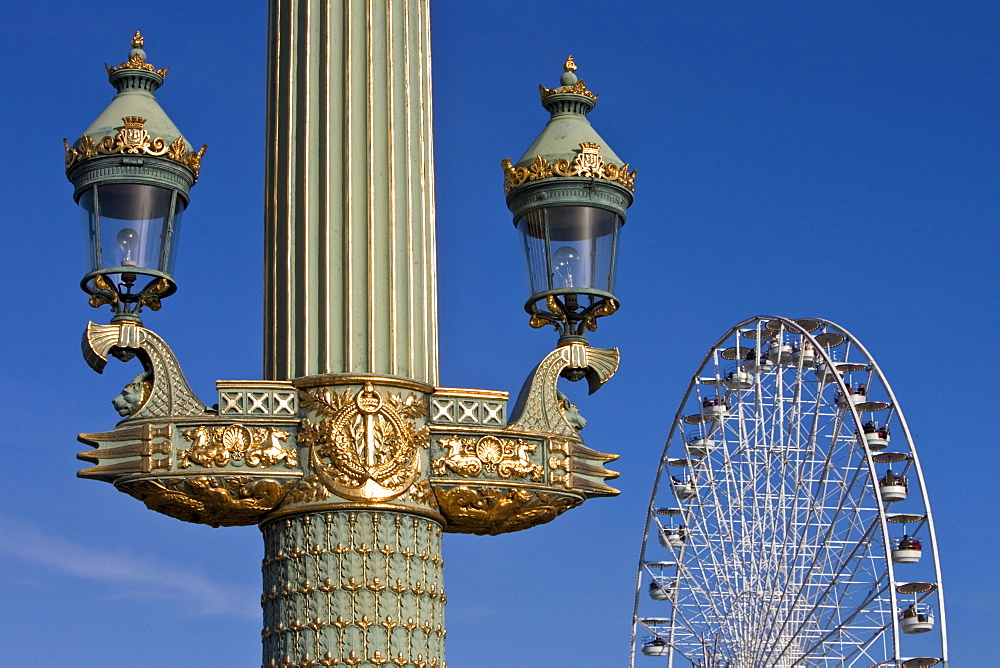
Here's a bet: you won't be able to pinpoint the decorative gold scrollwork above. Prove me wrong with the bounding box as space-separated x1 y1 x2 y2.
501 142 636 194
298 383 429 502
434 485 581 535
405 479 437 507
582 297 620 332
285 474 333 503
87 274 120 309
64 116 208 180
179 424 298 469
119 476 297 527
539 79 598 101
137 278 172 312
432 435 543 482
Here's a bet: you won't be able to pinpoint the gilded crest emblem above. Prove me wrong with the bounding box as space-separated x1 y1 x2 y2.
121 116 151 150
574 142 603 176
298 383 429 501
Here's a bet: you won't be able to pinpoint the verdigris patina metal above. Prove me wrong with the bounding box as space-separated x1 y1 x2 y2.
69 16 634 667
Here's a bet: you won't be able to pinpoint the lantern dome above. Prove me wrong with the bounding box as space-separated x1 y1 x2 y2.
502 56 635 208
512 55 626 170
64 31 205 187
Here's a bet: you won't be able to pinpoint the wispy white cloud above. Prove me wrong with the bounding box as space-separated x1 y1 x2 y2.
0 516 258 618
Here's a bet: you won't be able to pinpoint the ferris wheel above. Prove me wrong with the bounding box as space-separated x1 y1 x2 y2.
630 316 947 668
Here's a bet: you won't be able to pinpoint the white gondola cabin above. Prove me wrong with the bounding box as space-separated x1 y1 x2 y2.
743 352 774 374
891 536 923 564
671 476 696 500
687 434 717 458
723 366 753 390
862 421 890 450
835 385 867 410
791 341 816 367
648 578 676 601
899 604 935 634
767 340 793 364
659 527 686 549
878 470 908 502
701 397 729 421
641 637 670 656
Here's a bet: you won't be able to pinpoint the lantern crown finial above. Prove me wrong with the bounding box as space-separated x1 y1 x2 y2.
106 31 169 80
540 56 597 102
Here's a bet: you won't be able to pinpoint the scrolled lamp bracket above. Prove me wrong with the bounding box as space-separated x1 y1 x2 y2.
527 292 620 342
84 272 176 323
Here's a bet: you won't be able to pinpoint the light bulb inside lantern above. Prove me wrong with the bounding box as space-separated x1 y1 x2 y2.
552 246 582 288
117 227 139 266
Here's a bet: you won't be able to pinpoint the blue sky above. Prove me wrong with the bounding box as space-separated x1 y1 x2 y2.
1 1 997 665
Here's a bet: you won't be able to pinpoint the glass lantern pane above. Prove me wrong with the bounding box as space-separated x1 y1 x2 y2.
164 205 184 275
79 187 100 273
517 205 621 296
518 209 552 296
79 183 178 274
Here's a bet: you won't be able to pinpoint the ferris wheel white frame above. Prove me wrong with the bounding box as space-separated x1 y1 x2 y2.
629 316 947 668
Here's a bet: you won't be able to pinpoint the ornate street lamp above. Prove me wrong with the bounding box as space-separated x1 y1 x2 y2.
64 31 206 324
67 26 632 668
503 56 636 345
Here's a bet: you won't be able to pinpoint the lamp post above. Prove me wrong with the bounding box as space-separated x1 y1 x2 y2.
66 9 635 668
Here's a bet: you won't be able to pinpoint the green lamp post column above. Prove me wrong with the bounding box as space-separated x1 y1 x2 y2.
259 1 444 665
263 0 438 384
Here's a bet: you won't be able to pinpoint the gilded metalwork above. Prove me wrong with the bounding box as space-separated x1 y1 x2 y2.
539 78 596 100
119 476 296 527
528 293 620 334
77 423 172 481
295 374 435 394
299 383 429 502
434 486 580 535
86 274 172 320
501 142 636 195
64 117 207 179
539 56 597 101
87 274 119 309
432 435 542 482
83 321 206 418
405 479 438 507
105 31 169 77
285 473 334 503
179 424 298 469
508 343 619 435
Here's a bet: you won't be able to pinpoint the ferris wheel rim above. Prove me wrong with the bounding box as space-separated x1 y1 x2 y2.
630 315 947 668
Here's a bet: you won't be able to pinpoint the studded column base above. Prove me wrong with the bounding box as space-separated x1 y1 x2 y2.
261 510 445 668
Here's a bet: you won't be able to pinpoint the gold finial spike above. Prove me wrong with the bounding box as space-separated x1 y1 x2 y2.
564 55 577 73
132 30 144 49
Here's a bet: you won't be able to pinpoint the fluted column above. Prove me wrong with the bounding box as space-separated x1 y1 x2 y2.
264 0 438 384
